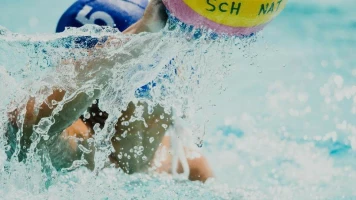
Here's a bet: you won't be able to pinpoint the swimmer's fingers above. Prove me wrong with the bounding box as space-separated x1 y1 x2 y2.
142 0 167 32
124 0 167 34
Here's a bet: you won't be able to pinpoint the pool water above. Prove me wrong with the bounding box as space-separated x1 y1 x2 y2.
1 0 356 199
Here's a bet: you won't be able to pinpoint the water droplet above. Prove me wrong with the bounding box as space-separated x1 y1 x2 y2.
149 137 154 143
43 135 49 140
196 140 203 148
33 118 54 135
138 146 144 151
93 123 101 133
121 131 128 138
51 100 58 105
162 124 168 129
84 111 91 119
121 121 129 126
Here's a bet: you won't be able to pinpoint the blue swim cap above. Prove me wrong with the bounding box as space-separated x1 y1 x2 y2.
56 0 148 33
56 0 161 99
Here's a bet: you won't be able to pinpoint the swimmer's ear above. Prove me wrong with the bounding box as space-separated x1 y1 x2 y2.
124 0 167 34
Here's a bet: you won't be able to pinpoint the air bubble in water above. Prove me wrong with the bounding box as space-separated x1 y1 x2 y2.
149 137 154 143
84 111 91 119
162 124 168 129
121 121 129 126
121 131 128 138
51 100 58 105
42 134 49 140
33 118 54 135
93 123 101 133
147 105 154 115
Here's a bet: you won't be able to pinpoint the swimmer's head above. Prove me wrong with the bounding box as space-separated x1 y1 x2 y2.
56 0 149 33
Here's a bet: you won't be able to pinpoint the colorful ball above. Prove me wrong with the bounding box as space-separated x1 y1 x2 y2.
56 0 148 33
163 0 288 36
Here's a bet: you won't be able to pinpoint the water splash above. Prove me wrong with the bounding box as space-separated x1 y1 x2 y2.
1 5 356 199
0 14 259 195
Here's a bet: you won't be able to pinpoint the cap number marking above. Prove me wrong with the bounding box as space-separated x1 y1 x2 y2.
76 5 115 27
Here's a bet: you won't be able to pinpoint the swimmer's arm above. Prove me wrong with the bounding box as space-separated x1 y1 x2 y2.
47 89 100 135
9 0 169 136
7 89 97 160
8 89 99 138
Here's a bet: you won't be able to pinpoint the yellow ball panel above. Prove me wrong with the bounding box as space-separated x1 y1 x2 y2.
183 0 287 27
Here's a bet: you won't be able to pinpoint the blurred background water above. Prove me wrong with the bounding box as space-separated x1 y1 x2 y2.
1 0 356 199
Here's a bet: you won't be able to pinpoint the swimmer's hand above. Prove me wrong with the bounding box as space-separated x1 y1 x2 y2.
124 0 167 34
